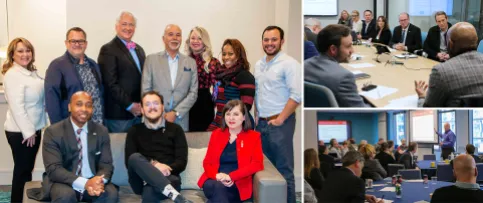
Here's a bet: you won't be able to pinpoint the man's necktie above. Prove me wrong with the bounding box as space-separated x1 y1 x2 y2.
400 30 406 43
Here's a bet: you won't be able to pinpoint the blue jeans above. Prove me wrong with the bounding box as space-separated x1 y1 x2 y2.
256 113 296 203
105 117 141 133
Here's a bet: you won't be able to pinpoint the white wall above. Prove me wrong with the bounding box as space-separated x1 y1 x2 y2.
0 0 303 191
0 0 7 47
304 0 374 27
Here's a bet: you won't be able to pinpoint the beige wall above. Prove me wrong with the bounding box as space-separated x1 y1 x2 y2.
0 0 303 191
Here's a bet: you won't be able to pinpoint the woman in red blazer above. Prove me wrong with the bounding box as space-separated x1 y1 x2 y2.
198 99 264 202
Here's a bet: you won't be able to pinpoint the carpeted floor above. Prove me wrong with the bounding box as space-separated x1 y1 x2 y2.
0 186 301 203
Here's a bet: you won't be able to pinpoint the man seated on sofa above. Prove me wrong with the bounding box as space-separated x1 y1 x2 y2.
28 91 118 203
125 91 191 203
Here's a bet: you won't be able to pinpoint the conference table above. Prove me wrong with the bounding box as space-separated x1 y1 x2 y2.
417 160 447 170
366 177 453 202
340 43 440 107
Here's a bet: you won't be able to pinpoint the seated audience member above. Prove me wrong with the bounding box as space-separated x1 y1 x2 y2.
415 22 483 107
304 148 324 202
125 91 191 203
341 140 350 157
424 11 452 62
398 142 418 169
28 91 117 202
395 139 407 161
431 154 483 203
305 24 369 107
304 18 321 47
198 100 263 203
389 12 422 53
360 10 377 40
375 142 396 173
304 33 319 60
451 144 482 168
360 144 387 181
338 10 352 27
351 10 363 33
372 16 392 45
329 138 342 158
349 138 358 151
375 138 385 153
320 151 383 203
318 145 336 179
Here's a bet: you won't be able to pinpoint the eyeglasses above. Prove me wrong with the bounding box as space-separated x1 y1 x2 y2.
67 39 86 45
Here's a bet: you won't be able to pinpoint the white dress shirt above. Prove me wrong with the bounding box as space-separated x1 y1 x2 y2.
3 63 47 139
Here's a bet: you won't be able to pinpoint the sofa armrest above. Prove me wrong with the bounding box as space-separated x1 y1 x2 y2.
252 155 287 203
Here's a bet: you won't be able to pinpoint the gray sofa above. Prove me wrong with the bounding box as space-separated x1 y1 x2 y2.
23 131 287 203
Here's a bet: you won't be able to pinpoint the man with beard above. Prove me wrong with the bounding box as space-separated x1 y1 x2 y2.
305 24 368 107
125 91 191 203
142 24 198 131
254 25 301 203
415 22 483 107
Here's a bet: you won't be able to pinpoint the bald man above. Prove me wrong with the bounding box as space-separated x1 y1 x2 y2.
431 154 483 203
434 123 456 160
415 22 483 107
28 91 118 202
142 24 198 131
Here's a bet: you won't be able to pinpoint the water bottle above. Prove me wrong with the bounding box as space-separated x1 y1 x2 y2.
395 183 402 198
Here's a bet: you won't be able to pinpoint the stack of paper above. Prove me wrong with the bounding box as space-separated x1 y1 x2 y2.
349 63 375 69
360 86 398 100
384 94 418 108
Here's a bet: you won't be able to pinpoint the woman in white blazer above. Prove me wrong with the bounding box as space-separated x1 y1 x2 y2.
1 38 47 202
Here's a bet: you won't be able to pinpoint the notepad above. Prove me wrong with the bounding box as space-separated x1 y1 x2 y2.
384 94 418 108
352 71 371 79
395 54 418 59
349 63 375 69
379 187 396 192
360 86 398 100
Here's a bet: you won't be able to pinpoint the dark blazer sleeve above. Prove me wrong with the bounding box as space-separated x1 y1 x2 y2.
398 153 412 169
390 26 401 48
373 29 392 45
44 63 64 124
424 27 440 60
374 159 387 178
337 73 367 107
309 168 324 190
42 127 79 185
96 126 114 180
407 25 423 53
98 44 133 110
169 125 188 175
350 177 366 203
304 41 319 60
229 131 264 181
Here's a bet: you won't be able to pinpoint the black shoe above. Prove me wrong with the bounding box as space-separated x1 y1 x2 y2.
174 194 193 203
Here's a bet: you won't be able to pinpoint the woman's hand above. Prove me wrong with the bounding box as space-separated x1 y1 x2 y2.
22 134 36 147
217 173 234 187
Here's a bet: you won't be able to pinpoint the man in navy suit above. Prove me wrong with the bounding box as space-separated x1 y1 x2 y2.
389 12 423 53
98 11 146 133
45 27 104 125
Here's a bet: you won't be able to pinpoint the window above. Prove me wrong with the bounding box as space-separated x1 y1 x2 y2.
438 110 456 147
472 110 483 153
395 112 406 146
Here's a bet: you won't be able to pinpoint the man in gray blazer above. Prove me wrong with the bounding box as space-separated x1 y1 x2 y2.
27 91 117 202
142 24 198 131
415 22 483 107
304 24 368 107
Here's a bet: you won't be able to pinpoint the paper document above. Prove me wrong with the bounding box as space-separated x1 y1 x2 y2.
405 179 424 182
372 184 385 187
352 70 364 74
384 94 418 108
349 63 375 69
379 187 396 192
395 54 418 59
360 86 398 100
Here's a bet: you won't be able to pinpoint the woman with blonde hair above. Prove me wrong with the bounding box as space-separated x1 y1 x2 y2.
185 26 221 131
338 10 352 27
304 148 324 202
2 38 47 202
360 144 387 181
351 10 363 33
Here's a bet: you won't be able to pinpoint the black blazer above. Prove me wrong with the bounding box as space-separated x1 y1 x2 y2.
98 37 146 120
306 168 324 201
372 28 392 45
390 23 423 53
304 27 318 47
362 159 387 181
423 23 452 61
375 151 396 173
431 185 483 203
320 168 366 203
319 152 336 179
361 19 377 40
27 119 113 201
398 151 416 169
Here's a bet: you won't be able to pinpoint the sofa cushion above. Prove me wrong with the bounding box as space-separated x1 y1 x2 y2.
180 147 207 190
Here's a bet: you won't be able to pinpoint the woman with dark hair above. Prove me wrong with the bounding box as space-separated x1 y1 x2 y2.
198 100 263 203
372 16 392 45
337 10 352 27
207 39 255 130
304 148 324 202
2 38 47 202
375 142 396 173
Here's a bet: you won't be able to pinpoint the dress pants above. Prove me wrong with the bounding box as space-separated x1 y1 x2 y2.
105 117 141 133
202 179 242 203
6 130 41 203
441 147 455 160
256 113 296 203
128 153 181 203
50 182 118 203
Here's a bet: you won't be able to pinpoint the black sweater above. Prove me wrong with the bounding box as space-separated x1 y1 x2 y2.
431 185 483 203
125 122 188 175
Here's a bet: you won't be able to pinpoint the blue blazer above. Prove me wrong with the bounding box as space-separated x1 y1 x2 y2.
45 51 104 124
304 41 319 60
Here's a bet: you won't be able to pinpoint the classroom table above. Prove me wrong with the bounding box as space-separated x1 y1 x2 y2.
417 160 447 170
366 178 453 202
341 43 440 107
